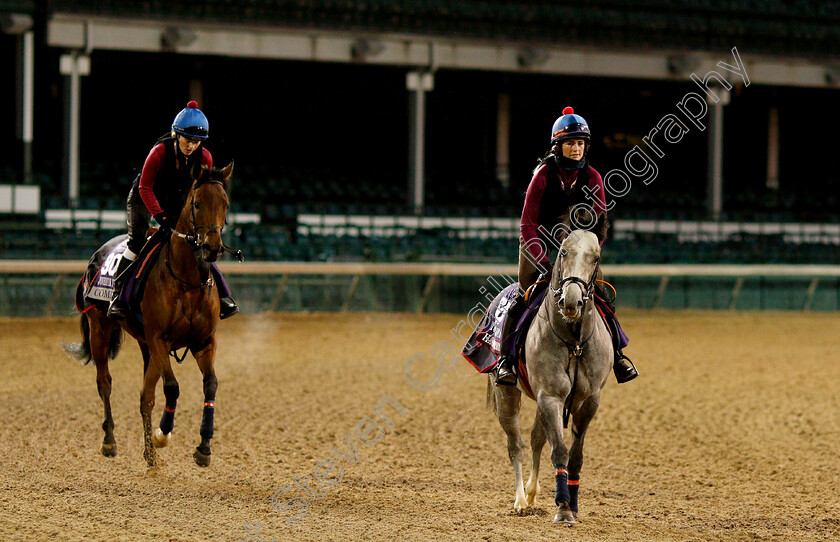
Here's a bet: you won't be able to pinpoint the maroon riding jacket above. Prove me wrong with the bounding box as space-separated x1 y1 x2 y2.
139 140 213 217
520 160 607 265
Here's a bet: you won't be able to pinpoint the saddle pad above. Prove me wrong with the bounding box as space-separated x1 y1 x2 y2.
461 281 627 402
461 282 518 373
593 291 630 349
83 235 130 303
76 230 169 322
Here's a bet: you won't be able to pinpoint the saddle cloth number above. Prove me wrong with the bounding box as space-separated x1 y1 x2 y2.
85 240 129 302
101 253 123 279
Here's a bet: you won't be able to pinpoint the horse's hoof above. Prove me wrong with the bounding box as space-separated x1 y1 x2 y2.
553 506 577 525
153 428 171 448
100 443 118 457
513 497 529 516
193 448 211 467
525 483 540 507
143 450 157 468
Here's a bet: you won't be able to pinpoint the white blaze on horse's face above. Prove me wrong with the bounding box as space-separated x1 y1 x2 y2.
558 231 600 321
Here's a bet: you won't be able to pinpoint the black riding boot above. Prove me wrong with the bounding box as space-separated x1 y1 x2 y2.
495 293 523 387
219 296 239 320
613 351 639 383
106 256 135 320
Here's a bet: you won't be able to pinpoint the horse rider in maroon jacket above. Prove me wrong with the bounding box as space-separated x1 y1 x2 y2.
494 106 638 387
107 101 238 320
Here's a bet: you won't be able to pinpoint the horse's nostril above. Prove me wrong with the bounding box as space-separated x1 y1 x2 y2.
577 300 584 308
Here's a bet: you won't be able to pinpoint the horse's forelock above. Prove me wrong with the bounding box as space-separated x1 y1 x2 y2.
563 229 600 253
194 166 228 190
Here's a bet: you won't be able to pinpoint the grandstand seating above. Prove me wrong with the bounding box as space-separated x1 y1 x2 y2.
3 2 838 266
3 156 839 265
3 213 838 264
48 1 840 61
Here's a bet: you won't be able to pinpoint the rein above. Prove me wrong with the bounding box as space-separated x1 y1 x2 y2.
542 262 601 431
164 243 213 289
170 179 245 262
538 302 594 430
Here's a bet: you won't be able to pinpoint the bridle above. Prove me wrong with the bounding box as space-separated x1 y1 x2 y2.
543 248 601 432
548 250 599 309
171 180 244 263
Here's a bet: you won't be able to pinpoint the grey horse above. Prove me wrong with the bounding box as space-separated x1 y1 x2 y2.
487 229 612 525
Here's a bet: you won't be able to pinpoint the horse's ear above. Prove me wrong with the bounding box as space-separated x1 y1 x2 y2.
221 160 234 181
195 165 207 181
595 212 609 244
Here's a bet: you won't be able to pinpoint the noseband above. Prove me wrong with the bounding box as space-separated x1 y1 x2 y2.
172 180 244 262
549 263 599 308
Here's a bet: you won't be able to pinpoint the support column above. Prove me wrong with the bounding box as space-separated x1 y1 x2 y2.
766 106 779 191
496 93 511 190
407 71 433 215
4 14 34 184
60 52 90 208
706 88 729 221
21 30 34 185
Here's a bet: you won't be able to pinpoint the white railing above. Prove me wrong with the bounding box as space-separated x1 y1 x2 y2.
3 261 839 313
3 261 840 277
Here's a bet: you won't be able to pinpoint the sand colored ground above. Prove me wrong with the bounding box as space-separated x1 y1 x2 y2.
1 310 839 541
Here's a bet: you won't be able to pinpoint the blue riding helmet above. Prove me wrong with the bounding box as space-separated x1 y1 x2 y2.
550 106 590 146
172 100 209 139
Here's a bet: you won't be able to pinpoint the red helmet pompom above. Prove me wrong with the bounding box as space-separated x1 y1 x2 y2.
187 100 198 109
562 106 574 115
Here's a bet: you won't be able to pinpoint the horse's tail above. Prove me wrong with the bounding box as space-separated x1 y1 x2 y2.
62 313 92 365
486 376 497 415
107 322 124 360
62 313 124 365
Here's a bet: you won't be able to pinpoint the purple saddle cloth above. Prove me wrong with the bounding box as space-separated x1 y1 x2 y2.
460 281 629 373
461 282 548 373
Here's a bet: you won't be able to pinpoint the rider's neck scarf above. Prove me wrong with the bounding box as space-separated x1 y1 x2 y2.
554 154 586 171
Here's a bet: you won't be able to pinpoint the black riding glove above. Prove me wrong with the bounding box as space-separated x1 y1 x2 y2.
154 213 175 230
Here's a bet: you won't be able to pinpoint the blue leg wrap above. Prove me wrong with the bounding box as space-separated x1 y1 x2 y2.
200 401 215 440
568 474 580 513
554 464 570 506
159 407 175 435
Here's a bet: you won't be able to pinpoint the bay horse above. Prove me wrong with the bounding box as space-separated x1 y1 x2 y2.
487 228 612 525
64 162 234 468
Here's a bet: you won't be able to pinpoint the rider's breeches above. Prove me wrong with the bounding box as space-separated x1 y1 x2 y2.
210 264 232 298
126 175 150 257
517 237 542 293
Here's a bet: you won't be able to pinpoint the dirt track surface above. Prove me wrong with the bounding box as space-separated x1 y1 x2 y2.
1 310 839 541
